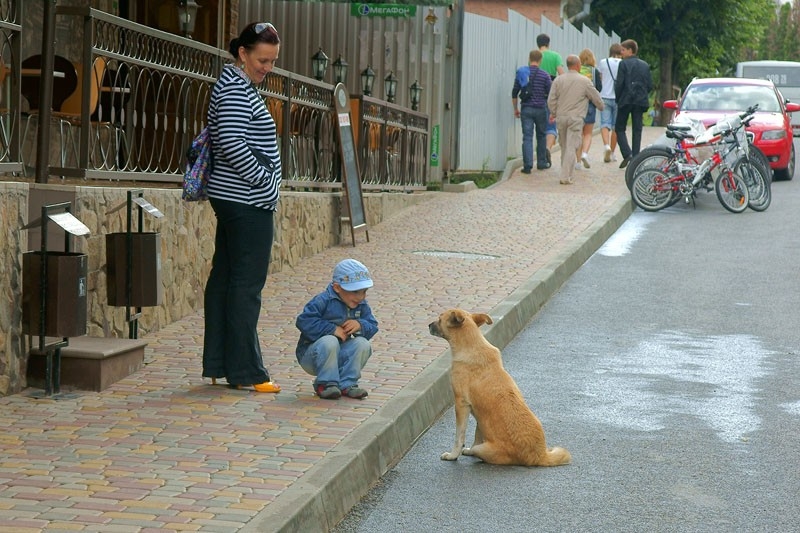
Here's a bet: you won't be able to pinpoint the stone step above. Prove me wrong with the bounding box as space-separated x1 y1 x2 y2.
27 336 147 392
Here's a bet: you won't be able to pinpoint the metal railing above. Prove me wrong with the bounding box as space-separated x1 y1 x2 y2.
0 0 22 174
13 6 428 191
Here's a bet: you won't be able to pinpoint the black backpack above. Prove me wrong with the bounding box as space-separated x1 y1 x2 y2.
517 66 535 102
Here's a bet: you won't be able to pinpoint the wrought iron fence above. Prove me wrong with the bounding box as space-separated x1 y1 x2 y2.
12 6 428 191
0 0 22 174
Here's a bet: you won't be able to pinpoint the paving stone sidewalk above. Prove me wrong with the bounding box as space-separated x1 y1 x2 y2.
0 128 663 533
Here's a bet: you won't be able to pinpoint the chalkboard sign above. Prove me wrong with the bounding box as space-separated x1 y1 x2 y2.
334 83 369 245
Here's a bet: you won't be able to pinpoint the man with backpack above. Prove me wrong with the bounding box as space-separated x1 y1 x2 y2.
512 49 552 173
614 39 653 168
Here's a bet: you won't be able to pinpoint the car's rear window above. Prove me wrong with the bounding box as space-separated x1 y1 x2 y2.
681 84 781 113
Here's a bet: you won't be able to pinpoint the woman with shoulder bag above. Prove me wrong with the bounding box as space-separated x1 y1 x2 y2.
577 48 602 168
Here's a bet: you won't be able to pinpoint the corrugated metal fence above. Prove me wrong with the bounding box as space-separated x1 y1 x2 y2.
238 1 619 175
458 11 619 171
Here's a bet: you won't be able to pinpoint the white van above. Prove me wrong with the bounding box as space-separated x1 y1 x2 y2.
736 60 800 137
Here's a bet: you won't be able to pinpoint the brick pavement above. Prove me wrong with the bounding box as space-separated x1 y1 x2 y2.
0 128 663 532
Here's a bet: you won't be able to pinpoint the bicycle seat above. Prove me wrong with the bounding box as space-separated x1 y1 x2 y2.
666 128 694 141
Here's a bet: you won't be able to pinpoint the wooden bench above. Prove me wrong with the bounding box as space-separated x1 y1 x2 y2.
27 336 147 392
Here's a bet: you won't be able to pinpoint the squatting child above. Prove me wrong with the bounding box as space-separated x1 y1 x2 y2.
295 259 379 399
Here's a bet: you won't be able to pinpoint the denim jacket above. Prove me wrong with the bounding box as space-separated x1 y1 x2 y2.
295 284 379 357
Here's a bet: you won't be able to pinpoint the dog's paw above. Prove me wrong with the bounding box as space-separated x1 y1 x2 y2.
462 447 474 456
440 451 460 461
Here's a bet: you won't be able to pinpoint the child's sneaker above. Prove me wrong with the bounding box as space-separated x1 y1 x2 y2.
342 386 368 399
315 383 341 399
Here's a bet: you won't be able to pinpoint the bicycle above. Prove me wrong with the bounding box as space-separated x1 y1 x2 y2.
630 106 766 213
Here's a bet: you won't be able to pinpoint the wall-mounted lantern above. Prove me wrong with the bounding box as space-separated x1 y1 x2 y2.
384 71 398 103
311 48 329 81
409 80 423 111
177 0 199 39
332 54 349 84
361 65 375 96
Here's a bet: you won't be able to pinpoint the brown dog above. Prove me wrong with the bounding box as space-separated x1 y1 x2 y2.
429 309 571 466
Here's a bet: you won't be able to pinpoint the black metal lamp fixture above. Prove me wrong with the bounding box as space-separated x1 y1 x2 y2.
384 71 398 103
177 0 200 38
361 65 375 96
311 48 329 81
409 80 423 111
332 54 349 84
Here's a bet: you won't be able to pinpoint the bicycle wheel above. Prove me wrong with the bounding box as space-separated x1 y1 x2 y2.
715 170 750 213
625 146 674 190
735 157 771 212
748 144 772 184
631 168 678 212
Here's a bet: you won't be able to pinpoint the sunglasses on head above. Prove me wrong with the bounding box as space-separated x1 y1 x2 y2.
255 22 278 36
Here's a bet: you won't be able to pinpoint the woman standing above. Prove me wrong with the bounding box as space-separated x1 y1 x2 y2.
202 22 282 393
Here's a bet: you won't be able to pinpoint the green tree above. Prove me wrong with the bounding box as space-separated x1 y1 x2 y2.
587 0 774 124
755 2 800 60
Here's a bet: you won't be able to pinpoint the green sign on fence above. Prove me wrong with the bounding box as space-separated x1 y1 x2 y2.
430 124 440 167
351 3 417 18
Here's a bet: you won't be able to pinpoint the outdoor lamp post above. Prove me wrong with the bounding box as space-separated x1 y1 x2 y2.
311 48 329 81
409 80 423 111
332 54 349 84
361 65 375 96
177 0 199 39
384 71 398 103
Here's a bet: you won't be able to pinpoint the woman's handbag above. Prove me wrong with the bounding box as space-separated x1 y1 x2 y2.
183 127 212 201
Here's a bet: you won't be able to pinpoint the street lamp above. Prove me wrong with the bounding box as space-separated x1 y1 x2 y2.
409 80 423 111
311 48 329 81
177 0 199 39
332 54 349 84
384 71 398 103
361 65 375 96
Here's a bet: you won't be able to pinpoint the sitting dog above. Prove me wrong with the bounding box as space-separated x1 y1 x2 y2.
429 309 571 467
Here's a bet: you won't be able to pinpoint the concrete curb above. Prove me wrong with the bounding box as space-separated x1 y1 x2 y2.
248 192 634 533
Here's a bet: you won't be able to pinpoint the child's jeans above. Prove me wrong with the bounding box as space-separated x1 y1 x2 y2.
297 335 372 390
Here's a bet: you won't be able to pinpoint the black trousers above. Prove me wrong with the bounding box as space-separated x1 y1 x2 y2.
203 197 274 385
615 104 648 159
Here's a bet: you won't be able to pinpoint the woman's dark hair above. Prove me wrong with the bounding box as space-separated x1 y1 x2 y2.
228 22 281 59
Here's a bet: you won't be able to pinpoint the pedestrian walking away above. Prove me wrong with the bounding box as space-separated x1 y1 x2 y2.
597 43 622 163
577 47 602 169
547 54 604 185
512 49 552 173
614 39 653 169
537 33 565 166
202 21 283 393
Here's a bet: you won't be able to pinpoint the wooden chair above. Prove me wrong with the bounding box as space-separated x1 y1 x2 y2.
20 54 79 169
51 57 106 167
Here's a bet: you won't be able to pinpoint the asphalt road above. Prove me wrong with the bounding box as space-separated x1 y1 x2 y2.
333 141 800 533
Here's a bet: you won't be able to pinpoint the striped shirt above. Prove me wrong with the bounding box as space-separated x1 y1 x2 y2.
207 64 281 210
512 65 551 108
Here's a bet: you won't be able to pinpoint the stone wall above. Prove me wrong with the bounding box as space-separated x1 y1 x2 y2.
0 183 28 396
0 182 433 395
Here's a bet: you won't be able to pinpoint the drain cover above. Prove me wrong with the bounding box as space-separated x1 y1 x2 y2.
412 250 499 260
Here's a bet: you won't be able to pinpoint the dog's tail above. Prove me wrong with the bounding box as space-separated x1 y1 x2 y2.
541 446 571 466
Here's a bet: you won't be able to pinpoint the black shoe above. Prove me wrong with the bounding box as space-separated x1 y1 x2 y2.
545 149 552 166
521 167 531 174
619 157 631 169
537 163 551 170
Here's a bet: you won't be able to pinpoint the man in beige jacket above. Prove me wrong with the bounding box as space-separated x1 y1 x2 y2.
547 54 605 184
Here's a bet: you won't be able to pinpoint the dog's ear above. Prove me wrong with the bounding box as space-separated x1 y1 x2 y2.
446 310 466 328
472 313 493 327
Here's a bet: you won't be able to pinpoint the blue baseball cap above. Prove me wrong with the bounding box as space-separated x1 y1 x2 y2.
332 259 373 291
